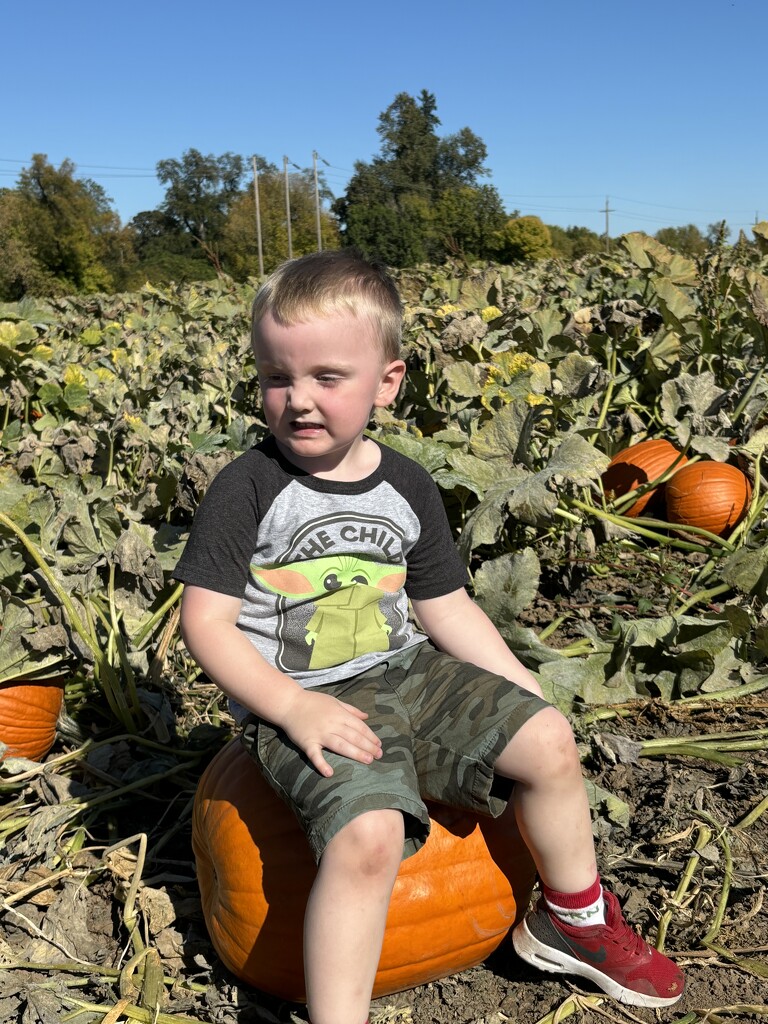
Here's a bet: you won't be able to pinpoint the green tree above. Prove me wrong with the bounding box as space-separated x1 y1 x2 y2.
156 149 246 270
0 155 124 299
549 225 605 259
433 185 507 259
126 209 216 285
494 216 554 262
334 91 500 266
655 224 707 257
221 163 341 278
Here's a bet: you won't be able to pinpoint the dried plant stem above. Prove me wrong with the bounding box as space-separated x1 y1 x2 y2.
106 833 147 956
700 827 733 946
734 792 768 831
61 996 204 1023
678 675 768 705
656 824 712 952
1 865 79 908
4 959 206 992
570 500 716 554
133 583 183 649
640 743 742 767
533 993 606 1024
674 582 732 616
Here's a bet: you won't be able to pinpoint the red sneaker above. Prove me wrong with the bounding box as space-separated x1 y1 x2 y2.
512 890 684 1008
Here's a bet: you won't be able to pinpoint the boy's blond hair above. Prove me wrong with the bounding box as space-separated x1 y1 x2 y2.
251 250 402 362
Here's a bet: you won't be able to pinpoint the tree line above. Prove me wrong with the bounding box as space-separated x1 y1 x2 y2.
0 90 736 301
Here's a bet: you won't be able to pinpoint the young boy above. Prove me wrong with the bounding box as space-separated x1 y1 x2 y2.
176 251 684 1024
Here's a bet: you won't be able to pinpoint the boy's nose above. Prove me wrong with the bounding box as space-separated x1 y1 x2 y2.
286 382 312 412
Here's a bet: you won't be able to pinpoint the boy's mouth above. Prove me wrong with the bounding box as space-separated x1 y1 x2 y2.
290 420 325 433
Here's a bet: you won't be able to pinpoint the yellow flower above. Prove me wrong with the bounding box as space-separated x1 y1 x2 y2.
525 393 549 406
123 412 143 427
494 351 536 379
481 305 502 322
435 303 461 317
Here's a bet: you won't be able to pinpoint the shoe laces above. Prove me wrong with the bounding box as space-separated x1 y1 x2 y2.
610 918 652 958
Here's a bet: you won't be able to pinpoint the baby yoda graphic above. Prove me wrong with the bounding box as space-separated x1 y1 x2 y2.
253 554 407 671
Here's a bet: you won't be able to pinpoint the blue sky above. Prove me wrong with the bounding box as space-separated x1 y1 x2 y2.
3 0 766 240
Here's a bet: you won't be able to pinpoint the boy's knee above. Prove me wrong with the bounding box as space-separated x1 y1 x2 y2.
498 706 581 783
327 809 404 878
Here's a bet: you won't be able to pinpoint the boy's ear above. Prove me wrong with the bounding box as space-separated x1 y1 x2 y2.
374 359 407 407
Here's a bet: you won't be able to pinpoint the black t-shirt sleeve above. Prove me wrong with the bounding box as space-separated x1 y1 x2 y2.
173 454 262 598
387 452 468 601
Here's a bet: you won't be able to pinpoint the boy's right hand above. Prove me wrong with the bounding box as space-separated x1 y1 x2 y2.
278 689 383 778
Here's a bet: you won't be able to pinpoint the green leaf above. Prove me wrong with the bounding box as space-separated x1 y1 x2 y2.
188 431 230 454
529 308 564 344
469 402 527 459
584 780 631 828
473 549 541 620
689 436 731 460
459 486 510 553
507 474 558 525
0 595 65 682
752 220 768 255
38 381 63 405
653 277 696 325
442 360 483 398
721 546 768 598
621 231 667 268
742 425 768 455
63 381 91 410
377 431 449 473
536 653 612 712
445 450 508 495
539 434 611 486
555 353 601 398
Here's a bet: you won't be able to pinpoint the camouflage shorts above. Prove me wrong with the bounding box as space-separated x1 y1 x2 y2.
240 641 550 863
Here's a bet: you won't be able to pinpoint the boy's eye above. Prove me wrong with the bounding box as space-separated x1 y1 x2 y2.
317 374 341 384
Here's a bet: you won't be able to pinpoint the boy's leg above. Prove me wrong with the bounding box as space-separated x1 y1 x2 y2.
393 646 684 1009
493 707 684 1008
493 705 597 892
304 808 404 1024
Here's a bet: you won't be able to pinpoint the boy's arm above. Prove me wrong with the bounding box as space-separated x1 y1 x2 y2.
180 585 382 776
411 588 544 697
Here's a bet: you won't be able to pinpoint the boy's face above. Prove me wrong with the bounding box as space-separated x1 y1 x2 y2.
252 311 405 479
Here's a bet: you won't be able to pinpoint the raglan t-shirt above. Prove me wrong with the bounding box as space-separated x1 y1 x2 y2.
174 436 468 719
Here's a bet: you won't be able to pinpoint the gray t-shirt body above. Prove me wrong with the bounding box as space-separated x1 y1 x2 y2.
174 437 468 719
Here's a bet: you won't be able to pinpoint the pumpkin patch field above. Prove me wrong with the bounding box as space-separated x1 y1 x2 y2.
1 230 768 1024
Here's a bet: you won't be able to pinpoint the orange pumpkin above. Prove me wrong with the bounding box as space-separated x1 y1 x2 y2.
0 677 65 761
665 460 752 536
192 738 535 1002
601 439 687 517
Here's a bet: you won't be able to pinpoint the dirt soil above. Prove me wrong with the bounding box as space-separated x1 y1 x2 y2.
2 566 767 1024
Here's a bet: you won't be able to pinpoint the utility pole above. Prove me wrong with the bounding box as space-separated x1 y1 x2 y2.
312 151 322 251
283 155 293 258
251 157 264 277
600 196 613 252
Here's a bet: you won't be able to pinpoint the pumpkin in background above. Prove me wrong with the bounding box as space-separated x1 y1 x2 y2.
601 438 688 517
192 738 535 1002
0 677 65 761
665 460 752 536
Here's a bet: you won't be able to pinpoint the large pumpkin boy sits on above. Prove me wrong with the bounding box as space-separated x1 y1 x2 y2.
175 251 684 1024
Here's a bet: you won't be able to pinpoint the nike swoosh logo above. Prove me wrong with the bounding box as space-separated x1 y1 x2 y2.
566 940 608 964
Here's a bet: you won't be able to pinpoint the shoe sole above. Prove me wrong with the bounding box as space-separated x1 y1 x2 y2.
511 919 684 1009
